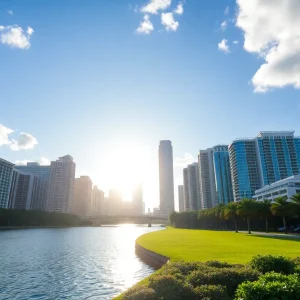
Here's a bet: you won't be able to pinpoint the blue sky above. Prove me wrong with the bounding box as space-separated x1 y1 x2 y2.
1 0 300 210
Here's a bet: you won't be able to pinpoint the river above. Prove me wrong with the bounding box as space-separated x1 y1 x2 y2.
0 225 163 300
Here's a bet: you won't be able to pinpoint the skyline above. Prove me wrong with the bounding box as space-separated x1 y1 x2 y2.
2 0 300 210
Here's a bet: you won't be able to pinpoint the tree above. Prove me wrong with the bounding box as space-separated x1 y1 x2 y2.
257 199 272 233
290 193 300 216
271 196 292 234
224 202 238 233
236 199 258 234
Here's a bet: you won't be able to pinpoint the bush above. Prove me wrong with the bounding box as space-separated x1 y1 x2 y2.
148 274 194 300
187 266 260 296
293 257 300 273
204 260 238 269
193 285 230 300
249 254 295 274
234 272 300 300
122 286 156 300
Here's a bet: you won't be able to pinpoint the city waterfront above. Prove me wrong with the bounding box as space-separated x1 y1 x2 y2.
0 225 163 300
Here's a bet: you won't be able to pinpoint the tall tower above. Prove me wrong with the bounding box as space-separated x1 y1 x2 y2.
46 155 76 213
132 183 144 215
73 176 92 217
0 158 14 209
159 140 174 216
178 185 184 212
187 163 201 210
183 167 189 211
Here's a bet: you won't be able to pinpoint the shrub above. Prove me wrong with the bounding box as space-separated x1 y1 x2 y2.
293 257 300 273
148 274 194 300
234 272 300 300
193 285 230 300
159 261 205 276
122 286 156 300
204 260 241 269
187 266 260 296
249 254 295 274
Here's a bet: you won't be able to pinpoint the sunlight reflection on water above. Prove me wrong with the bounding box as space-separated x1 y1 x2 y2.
0 225 163 300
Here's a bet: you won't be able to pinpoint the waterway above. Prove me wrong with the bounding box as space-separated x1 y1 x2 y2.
0 225 163 299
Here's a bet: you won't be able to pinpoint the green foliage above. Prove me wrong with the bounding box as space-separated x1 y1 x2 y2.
204 260 235 269
293 257 300 274
148 275 194 300
249 254 296 275
0 208 81 227
193 285 230 300
234 272 300 300
271 196 292 217
236 199 258 218
122 286 156 300
187 266 260 296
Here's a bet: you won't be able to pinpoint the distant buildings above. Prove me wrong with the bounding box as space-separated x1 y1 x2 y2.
159 140 175 216
73 176 92 216
91 186 105 216
8 170 37 210
178 185 184 212
132 184 145 215
187 163 201 210
15 163 50 211
108 188 122 215
0 158 14 209
46 155 76 213
183 168 189 211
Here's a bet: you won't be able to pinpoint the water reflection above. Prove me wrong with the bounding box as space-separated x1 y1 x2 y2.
0 225 162 300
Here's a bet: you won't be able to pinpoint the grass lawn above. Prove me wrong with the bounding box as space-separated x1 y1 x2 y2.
136 228 300 264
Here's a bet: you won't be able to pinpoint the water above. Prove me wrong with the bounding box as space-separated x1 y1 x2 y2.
0 225 163 300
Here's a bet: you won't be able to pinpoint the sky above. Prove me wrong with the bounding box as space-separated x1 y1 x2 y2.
1 0 300 211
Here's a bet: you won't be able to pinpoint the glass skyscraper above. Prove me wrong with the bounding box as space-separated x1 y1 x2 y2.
0 158 14 209
212 145 234 204
229 131 300 201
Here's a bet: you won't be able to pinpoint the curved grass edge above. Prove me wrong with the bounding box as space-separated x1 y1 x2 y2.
113 232 170 300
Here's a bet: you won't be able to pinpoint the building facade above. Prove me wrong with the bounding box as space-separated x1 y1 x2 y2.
73 176 92 217
183 167 189 211
187 163 201 210
132 184 145 215
198 149 217 209
0 158 14 209
15 163 50 211
253 174 300 202
91 186 105 216
212 145 234 204
46 155 76 213
9 170 38 210
178 185 184 212
158 140 175 216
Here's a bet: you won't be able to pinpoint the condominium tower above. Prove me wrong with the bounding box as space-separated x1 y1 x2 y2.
46 155 76 213
158 140 175 216
15 162 50 211
91 186 105 216
183 167 189 210
187 163 201 210
178 185 184 212
229 131 300 201
132 183 145 215
0 158 14 209
73 176 92 217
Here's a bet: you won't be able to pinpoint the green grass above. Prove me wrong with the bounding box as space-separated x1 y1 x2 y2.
136 228 300 264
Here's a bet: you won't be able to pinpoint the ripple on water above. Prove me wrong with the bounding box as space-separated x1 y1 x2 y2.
0 227 162 300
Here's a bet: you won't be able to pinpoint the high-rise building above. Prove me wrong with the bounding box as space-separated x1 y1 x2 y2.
15 163 50 211
183 168 189 211
91 186 105 216
73 176 92 217
159 140 174 216
198 149 217 209
108 188 122 215
0 158 14 209
8 170 38 210
229 131 300 201
178 185 184 212
46 155 76 213
132 183 144 215
187 163 201 210
212 145 234 204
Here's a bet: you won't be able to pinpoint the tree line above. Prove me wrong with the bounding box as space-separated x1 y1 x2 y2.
170 195 300 234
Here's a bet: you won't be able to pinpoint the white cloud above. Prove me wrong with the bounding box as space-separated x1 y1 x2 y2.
136 15 154 34
174 3 184 15
221 20 227 31
161 12 179 31
174 153 194 167
218 39 230 53
224 6 230 15
7 10 13 15
14 157 51 166
233 40 239 44
0 25 34 49
141 0 171 14
10 132 38 151
236 0 300 92
0 124 14 146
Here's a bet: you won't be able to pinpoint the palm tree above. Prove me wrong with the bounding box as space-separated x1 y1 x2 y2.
271 196 292 234
236 199 258 234
224 202 238 233
291 193 300 216
257 199 272 233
